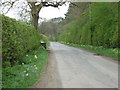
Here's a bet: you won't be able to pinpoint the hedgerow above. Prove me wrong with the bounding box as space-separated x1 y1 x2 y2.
2 15 40 63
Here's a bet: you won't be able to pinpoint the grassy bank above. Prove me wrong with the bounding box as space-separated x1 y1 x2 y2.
2 47 48 88
61 42 119 60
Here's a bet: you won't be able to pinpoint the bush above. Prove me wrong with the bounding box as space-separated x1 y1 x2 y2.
2 47 48 88
40 34 50 48
2 15 40 63
59 3 118 48
2 61 11 68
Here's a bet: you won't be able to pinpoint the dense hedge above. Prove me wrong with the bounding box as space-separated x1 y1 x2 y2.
2 15 40 63
59 3 118 48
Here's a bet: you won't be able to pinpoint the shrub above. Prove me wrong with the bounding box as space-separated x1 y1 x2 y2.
2 61 11 68
40 34 50 48
2 15 40 63
59 3 118 48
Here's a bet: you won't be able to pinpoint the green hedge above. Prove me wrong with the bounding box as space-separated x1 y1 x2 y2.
2 15 40 63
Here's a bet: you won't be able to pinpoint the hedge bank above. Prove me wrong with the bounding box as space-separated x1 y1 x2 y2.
2 15 40 63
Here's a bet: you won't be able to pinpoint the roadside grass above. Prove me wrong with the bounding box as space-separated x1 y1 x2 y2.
61 42 119 60
2 47 48 88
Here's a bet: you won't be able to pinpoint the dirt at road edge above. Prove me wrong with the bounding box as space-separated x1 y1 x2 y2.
31 47 62 88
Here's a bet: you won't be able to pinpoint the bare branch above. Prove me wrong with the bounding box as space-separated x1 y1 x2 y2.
28 3 32 9
70 2 79 8
2 0 19 14
41 1 66 8
5 2 15 14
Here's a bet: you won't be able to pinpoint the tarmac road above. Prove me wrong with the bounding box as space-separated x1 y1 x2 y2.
32 42 118 88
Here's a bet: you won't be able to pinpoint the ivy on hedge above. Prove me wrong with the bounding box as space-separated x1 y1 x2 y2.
2 15 40 63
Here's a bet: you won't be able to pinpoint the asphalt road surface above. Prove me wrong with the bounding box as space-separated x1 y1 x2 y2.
32 42 118 88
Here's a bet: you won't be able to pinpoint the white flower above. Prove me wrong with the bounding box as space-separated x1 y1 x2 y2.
34 65 36 67
26 73 29 76
34 55 38 59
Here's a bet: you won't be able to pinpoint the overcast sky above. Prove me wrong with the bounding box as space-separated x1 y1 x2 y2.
4 1 69 21
39 4 69 20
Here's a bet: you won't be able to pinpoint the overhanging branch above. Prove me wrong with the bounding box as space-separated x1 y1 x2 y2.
41 2 66 8
2 0 19 14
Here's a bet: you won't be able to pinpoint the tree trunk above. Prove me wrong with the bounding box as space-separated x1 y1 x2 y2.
28 2 65 29
30 3 42 29
32 13 39 29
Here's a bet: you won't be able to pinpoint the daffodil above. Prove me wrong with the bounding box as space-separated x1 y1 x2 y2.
26 73 29 76
34 55 38 59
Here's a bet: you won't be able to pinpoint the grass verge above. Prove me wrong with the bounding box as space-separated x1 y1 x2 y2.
61 42 119 60
2 47 48 88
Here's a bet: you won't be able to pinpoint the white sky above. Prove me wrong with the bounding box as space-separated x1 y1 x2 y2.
39 4 69 20
4 1 69 21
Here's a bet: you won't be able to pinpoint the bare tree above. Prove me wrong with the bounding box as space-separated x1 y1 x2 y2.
1 0 67 29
